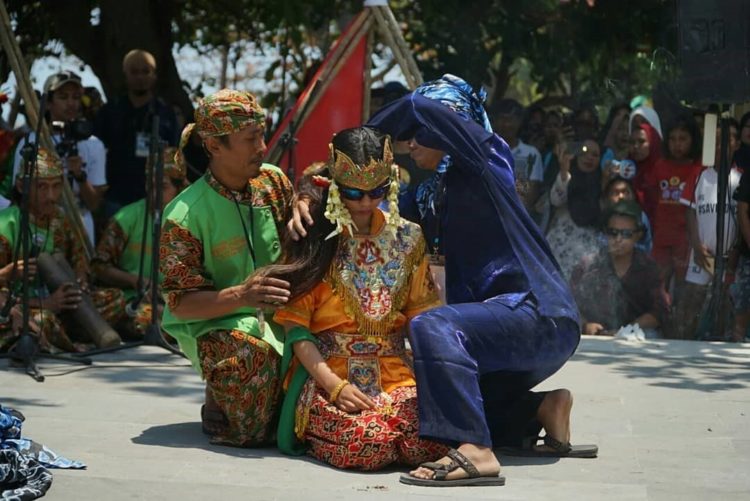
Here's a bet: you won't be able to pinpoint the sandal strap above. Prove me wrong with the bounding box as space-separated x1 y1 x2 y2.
543 435 573 453
446 448 481 478
417 460 458 481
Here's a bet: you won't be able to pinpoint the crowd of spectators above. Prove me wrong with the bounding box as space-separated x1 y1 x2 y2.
484 98 749 342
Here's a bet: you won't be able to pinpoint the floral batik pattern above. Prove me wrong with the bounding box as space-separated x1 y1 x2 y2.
159 221 213 310
92 219 127 268
303 385 448 470
204 168 293 233
0 309 76 354
197 329 281 447
90 287 127 327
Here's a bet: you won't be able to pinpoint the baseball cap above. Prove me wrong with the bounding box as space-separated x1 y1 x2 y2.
43 71 83 94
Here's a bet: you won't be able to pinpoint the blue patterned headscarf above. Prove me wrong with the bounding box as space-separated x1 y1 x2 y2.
414 74 493 218
415 74 493 133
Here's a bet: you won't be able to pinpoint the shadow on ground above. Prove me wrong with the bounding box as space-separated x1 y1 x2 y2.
574 339 750 393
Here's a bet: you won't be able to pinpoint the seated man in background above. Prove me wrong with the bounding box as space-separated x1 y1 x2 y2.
0 148 126 352
92 147 189 337
571 200 669 338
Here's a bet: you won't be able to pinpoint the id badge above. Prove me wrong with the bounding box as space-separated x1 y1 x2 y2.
428 254 446 304
135 132 150 158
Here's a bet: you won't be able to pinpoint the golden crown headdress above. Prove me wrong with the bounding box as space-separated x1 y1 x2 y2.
323 135 401 240
327 135 394 190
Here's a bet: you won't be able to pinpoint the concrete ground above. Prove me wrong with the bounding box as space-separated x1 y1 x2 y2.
2 337 749 501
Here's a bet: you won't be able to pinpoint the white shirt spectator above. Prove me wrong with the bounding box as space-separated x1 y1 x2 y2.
680 165 741 285
13 132 107 245
510 140 543 184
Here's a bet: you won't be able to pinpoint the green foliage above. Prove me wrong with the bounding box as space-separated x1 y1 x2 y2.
392 0 676 108
3 0 677 115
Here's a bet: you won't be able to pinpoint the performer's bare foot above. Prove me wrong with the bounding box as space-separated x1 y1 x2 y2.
535 388 573 452
408 444 501 481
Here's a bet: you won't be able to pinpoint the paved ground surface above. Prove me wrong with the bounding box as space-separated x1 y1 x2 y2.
2 337 749 500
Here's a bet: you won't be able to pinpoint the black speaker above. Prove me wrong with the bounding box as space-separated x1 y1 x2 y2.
678 0 750 103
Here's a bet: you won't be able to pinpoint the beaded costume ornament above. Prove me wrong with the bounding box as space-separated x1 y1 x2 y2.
323 135 401 240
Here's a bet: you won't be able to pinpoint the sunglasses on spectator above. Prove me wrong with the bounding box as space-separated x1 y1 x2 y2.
605 228 637 239
339 182 390 201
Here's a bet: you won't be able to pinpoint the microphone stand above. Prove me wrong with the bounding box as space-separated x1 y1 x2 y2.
78 116 183 357
697 107 731 340
0 97 91 381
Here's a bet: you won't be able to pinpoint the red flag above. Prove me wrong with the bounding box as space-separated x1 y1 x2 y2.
267 16 368 183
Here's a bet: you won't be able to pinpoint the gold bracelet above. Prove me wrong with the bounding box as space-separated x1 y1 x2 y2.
329 379 350 403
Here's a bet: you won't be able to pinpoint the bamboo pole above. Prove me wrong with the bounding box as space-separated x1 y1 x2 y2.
362 28 374 121
6 91 21 128
0 0 93 258
370 7 418 90
376 5 423 86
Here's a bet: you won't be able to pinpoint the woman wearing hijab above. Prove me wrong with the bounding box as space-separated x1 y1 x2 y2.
631 122 663 224
629 105 663 139
545 139 604 281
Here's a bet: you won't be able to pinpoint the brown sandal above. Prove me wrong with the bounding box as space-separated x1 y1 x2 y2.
399 448 506 487
497 435 598 458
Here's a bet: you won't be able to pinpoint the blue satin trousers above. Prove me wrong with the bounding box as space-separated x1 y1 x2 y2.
409 295 580 447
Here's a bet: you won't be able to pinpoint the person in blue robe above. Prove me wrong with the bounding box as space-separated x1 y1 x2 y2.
366 75 596 486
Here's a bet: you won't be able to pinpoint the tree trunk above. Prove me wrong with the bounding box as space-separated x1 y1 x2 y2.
488 61 511 106
45 0 193 117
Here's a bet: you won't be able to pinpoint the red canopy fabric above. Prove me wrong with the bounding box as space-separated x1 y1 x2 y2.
267 17 367 183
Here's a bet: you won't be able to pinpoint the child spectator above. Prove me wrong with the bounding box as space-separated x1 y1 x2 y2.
629 105 663 139
602 177 653 253
647 116 703 299
599 103 631 166
491 98 544 212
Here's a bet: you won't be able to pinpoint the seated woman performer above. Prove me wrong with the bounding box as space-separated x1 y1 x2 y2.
260 127 448 470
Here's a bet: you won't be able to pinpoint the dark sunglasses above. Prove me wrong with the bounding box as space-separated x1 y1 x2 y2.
339 182 390 201
605 228 637 239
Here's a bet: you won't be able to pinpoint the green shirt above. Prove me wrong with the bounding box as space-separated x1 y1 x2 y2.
0 205 88 296
93 199 150 301
160 165 293 372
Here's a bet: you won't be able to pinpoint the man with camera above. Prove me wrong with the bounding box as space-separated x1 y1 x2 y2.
12 71 107 245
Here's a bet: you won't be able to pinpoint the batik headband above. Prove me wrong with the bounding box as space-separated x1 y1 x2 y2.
163 146 186 181
176 88 265 165
27 147 63 179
